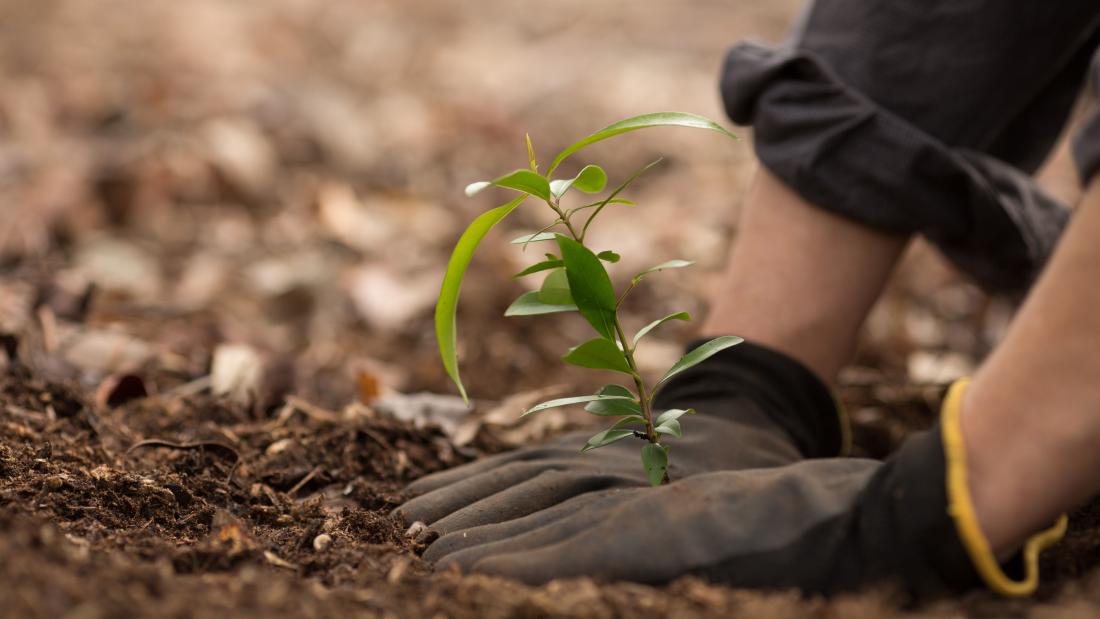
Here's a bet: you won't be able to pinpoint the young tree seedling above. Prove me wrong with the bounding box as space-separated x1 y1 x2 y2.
436 112 742 485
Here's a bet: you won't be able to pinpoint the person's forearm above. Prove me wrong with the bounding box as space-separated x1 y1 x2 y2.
704 168 910 383
962 175 1100 556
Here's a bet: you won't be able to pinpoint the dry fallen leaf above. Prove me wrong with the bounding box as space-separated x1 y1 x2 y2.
210 343 263 406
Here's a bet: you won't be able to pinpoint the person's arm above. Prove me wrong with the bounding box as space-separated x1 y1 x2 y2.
962 174 1100 556
704 168 909 383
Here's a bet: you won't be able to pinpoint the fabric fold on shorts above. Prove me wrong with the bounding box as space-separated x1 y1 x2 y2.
720 42 1070 293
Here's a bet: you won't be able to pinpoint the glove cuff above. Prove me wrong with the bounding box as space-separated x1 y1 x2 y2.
939 379 1068 597
655 338 849 458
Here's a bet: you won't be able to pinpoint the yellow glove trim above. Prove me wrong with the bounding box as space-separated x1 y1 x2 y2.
940 378 1068 597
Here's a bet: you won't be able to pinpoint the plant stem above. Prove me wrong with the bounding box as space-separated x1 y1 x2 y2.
546 198 581 240
556 196 670 484
613 318 665 452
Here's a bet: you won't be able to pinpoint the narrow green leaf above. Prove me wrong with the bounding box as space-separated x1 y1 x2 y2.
632 260 694 284
523 394 634 417
579 158 663 240
504 291 577 316
596 384 635 398
585 395 642 416
581 429 635 452
582 416 646 451
571 198 635 214
548 112 737 175
597 250 621 263
538 269 574 305
513 259 564 278
466 169 551 200
510 232 558 245
550 164 608 198
655 336 744 390
633 311 691 346
614 415 647 426
641 443 669 486
556 235 617 340
655 418 682 438
436 196 527 404
525 133 537 172
655 407 694 426
562 338 633 375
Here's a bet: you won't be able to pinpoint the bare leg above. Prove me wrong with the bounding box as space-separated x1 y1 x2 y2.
704 168 910 383
963 175 1100 555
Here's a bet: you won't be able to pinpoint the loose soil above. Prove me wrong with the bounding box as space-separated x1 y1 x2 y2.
3 0 1098 616
5 353 1100 618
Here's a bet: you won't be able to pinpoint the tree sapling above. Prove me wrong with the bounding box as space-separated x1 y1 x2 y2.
436 112 742 485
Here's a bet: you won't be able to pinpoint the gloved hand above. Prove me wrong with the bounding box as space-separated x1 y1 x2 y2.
415 382 1067 597
399 340 847 542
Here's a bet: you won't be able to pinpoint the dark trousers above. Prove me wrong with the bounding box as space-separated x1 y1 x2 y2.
721 1 1100 293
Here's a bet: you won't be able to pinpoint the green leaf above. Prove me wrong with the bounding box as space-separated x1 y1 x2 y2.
548 112 737 175
582 416 645 452
655 418 682 438
585 394 642 416
538 269 574 305
595 384 635 398
550 164 608 197
562 338 633 375
556 235 618 340
513 259 564 278
523 394 634 417
510 232 558 245
633 311 691 346
504 291 577 316
466 169 551 201
597 250 621 263
436 196 527 404
632 260 694 284
581 428 635 452
655 407 694 426
579 158 663 240
641 443 669 486
525 133 537 172
586 384 640 414
572 198 635 213
655 336 744 390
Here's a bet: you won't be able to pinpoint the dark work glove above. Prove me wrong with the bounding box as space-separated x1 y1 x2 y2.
420 382 1067 597
400 341 847 541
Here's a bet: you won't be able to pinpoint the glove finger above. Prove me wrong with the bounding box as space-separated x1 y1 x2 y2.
399 460 570 525
405 436 597 495
428 468 640 536
469 507 659 584
434 490 628 569
424 489 621 562
472 536 608 585
473 462 884 586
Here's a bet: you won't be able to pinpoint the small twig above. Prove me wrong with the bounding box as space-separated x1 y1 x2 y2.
359 426 392 451
36 306 58 353
287 465 322 497
283 396 341 423
126 439 242 481
126 438 239 459
158 375 212 400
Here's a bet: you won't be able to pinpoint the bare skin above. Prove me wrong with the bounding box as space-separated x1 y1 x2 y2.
962 175 1100 556
703 168 910 383
709 166 1100 561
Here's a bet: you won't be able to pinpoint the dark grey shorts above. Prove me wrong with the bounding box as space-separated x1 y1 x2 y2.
721 1 1100 292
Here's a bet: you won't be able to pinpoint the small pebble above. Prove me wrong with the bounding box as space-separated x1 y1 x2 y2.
312 533 332 551
404 521 427 538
